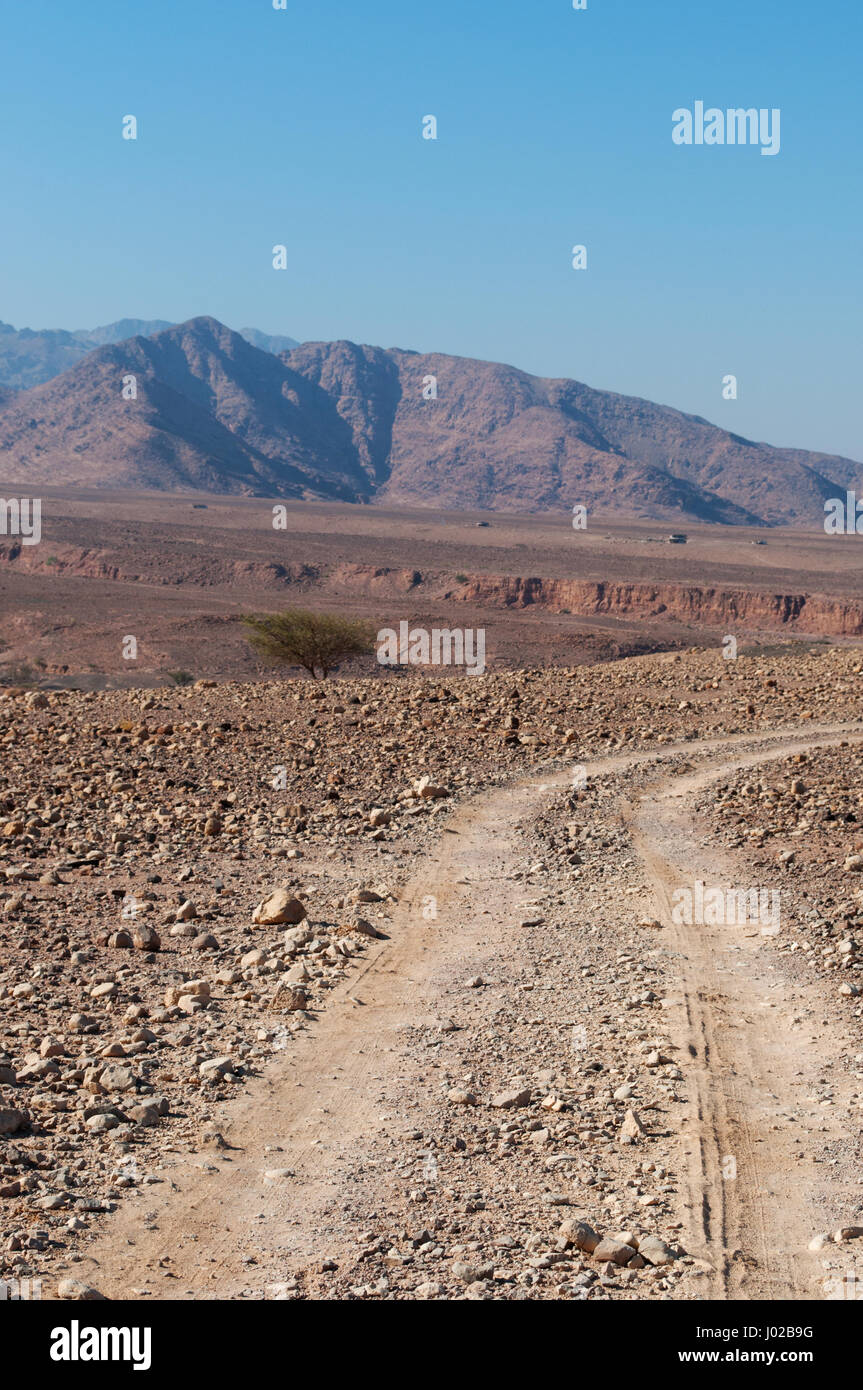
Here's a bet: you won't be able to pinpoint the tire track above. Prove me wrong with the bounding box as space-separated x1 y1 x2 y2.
625 724 863 1300
79 722 863 1300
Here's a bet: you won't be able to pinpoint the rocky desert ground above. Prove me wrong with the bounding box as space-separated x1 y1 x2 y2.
3 642 863 1302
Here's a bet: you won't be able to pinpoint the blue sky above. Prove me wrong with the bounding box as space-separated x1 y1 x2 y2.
1 0 859 459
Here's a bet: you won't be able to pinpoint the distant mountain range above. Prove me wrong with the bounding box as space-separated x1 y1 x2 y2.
0 318 299 391
0 315 857 525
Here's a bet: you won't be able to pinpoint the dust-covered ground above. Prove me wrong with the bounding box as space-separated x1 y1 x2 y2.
2 645 863 1300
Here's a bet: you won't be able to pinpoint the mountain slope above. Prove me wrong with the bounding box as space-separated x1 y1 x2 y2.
0 319 369 498
0 320 92 391
549 381 852 527
0 318 300 391
284 340 854 525
238 327 300 355
0 317 857 524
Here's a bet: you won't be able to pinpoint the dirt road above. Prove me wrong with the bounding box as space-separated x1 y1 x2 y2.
80 723 863 1300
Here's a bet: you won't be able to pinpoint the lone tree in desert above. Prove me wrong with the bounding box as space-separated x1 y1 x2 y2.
241 608 375 680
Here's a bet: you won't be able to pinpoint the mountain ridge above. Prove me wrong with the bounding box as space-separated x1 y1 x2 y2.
0 317 300 392
0 315 856 525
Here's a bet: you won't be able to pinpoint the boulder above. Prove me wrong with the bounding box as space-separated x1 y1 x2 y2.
253 889 307 926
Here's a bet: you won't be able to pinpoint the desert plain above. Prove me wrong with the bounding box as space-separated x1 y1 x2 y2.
2 491 863 1302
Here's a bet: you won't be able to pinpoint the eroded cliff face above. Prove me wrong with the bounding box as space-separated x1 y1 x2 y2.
3 540 860 637
458 575 863 635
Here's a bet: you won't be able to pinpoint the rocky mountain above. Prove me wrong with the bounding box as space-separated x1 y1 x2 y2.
75 320 299 356
285 340 856 525
0 321 91 392
238 327 300 355
0 315 856 524
0 318 299 392
72 319 174 347
0 318 368 498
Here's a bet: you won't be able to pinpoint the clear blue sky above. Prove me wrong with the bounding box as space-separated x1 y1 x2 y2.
1 0 859 459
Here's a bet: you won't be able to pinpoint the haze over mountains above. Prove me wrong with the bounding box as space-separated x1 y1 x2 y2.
0 315 857 525
0 318 299 391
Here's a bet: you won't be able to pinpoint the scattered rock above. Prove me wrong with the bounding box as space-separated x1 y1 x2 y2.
253 890 308 926
57 1279 107 1301
490 1088 531 1109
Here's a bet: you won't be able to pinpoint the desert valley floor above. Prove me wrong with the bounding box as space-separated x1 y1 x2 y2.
3 636 863 1300
3 490 863 685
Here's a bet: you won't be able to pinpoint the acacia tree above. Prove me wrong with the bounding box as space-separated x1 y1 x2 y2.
241 609 375 680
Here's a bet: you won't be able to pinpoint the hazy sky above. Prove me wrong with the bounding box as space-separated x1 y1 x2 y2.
1 0 859 459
